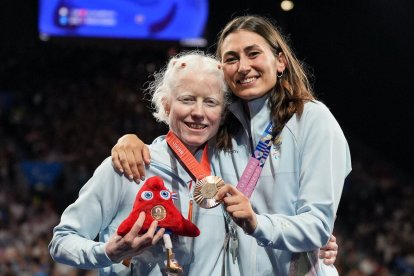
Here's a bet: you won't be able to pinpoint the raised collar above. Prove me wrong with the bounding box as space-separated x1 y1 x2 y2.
246 94 269 119
227 94 272 148
228 94 270 123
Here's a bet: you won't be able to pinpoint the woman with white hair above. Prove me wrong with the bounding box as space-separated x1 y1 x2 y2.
50 51 240 275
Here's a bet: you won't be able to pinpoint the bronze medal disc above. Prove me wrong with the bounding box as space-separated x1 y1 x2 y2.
194 175 224 209
151 205 167 221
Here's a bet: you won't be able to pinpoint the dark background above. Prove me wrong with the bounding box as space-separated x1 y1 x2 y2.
208 0 414 174
2 0 413 173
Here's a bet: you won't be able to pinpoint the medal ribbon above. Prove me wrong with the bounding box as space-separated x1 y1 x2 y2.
236 122 273 198
166 131 211 178
166 131 211 220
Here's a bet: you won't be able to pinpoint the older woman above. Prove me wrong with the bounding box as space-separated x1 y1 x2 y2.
49 51 239 275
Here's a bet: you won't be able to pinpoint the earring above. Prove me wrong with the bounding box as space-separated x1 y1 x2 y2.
277 71 284 79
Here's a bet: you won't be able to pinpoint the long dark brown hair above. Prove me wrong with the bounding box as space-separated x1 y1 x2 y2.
215 15 315 150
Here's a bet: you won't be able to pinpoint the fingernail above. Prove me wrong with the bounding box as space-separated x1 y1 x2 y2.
119 169 124 173
128 175 134 180
134 179 140 184
141 176 146 181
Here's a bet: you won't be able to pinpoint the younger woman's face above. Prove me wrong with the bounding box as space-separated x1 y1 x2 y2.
220 30 285 101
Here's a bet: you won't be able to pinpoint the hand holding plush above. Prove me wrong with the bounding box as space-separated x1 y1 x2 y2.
118 176 200 237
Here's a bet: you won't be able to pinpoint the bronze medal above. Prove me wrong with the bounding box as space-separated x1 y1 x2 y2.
194 175 224 209
151 205 167 221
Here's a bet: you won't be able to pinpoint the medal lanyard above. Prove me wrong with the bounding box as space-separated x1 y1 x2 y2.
166 131 211 178
166 131 211 220
236 122 273 198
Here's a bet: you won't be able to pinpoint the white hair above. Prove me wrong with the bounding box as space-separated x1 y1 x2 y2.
147 50 229 125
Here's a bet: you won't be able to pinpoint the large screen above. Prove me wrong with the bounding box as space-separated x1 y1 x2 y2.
38 0 209 46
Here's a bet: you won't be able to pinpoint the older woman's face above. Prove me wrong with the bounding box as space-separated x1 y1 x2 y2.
165 73 224 154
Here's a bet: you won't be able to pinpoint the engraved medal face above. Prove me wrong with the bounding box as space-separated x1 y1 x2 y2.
194 175 224 209
200 183 217 198
151 205 167 221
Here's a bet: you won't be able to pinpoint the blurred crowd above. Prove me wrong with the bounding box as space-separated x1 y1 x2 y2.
0 43 413 275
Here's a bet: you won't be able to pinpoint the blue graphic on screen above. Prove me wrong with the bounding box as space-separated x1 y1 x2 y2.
39 0 208 42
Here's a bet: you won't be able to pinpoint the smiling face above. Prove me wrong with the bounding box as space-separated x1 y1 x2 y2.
165 73 224 154
220 30 285 101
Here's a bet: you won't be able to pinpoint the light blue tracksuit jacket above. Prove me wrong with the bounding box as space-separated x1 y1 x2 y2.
49 141 238 275
210 95 351 276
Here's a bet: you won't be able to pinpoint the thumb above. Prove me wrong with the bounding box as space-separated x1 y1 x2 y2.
215 184 233 201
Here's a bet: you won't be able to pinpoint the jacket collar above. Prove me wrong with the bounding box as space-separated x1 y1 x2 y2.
228 94 270 126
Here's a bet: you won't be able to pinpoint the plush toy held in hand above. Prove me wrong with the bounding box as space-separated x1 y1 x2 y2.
117 176 200 274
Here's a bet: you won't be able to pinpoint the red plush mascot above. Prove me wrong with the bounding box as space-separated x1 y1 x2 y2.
117 176 200 274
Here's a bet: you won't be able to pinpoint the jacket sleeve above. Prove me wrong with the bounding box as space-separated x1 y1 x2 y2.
251 102 352 251
48 157 126 269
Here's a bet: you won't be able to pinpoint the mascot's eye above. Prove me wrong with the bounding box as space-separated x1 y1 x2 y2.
160 190 171 200
141 191 153 200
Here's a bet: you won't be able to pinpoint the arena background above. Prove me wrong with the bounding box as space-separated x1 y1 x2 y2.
1 0 413 275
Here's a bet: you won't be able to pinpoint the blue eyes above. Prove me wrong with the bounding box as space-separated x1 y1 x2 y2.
141 191 153 200
141 190 171 200
160 190 171 199
179 97 219 106
181 98 193 103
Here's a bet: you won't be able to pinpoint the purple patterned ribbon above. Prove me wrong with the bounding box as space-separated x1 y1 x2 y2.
236 122 273 198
